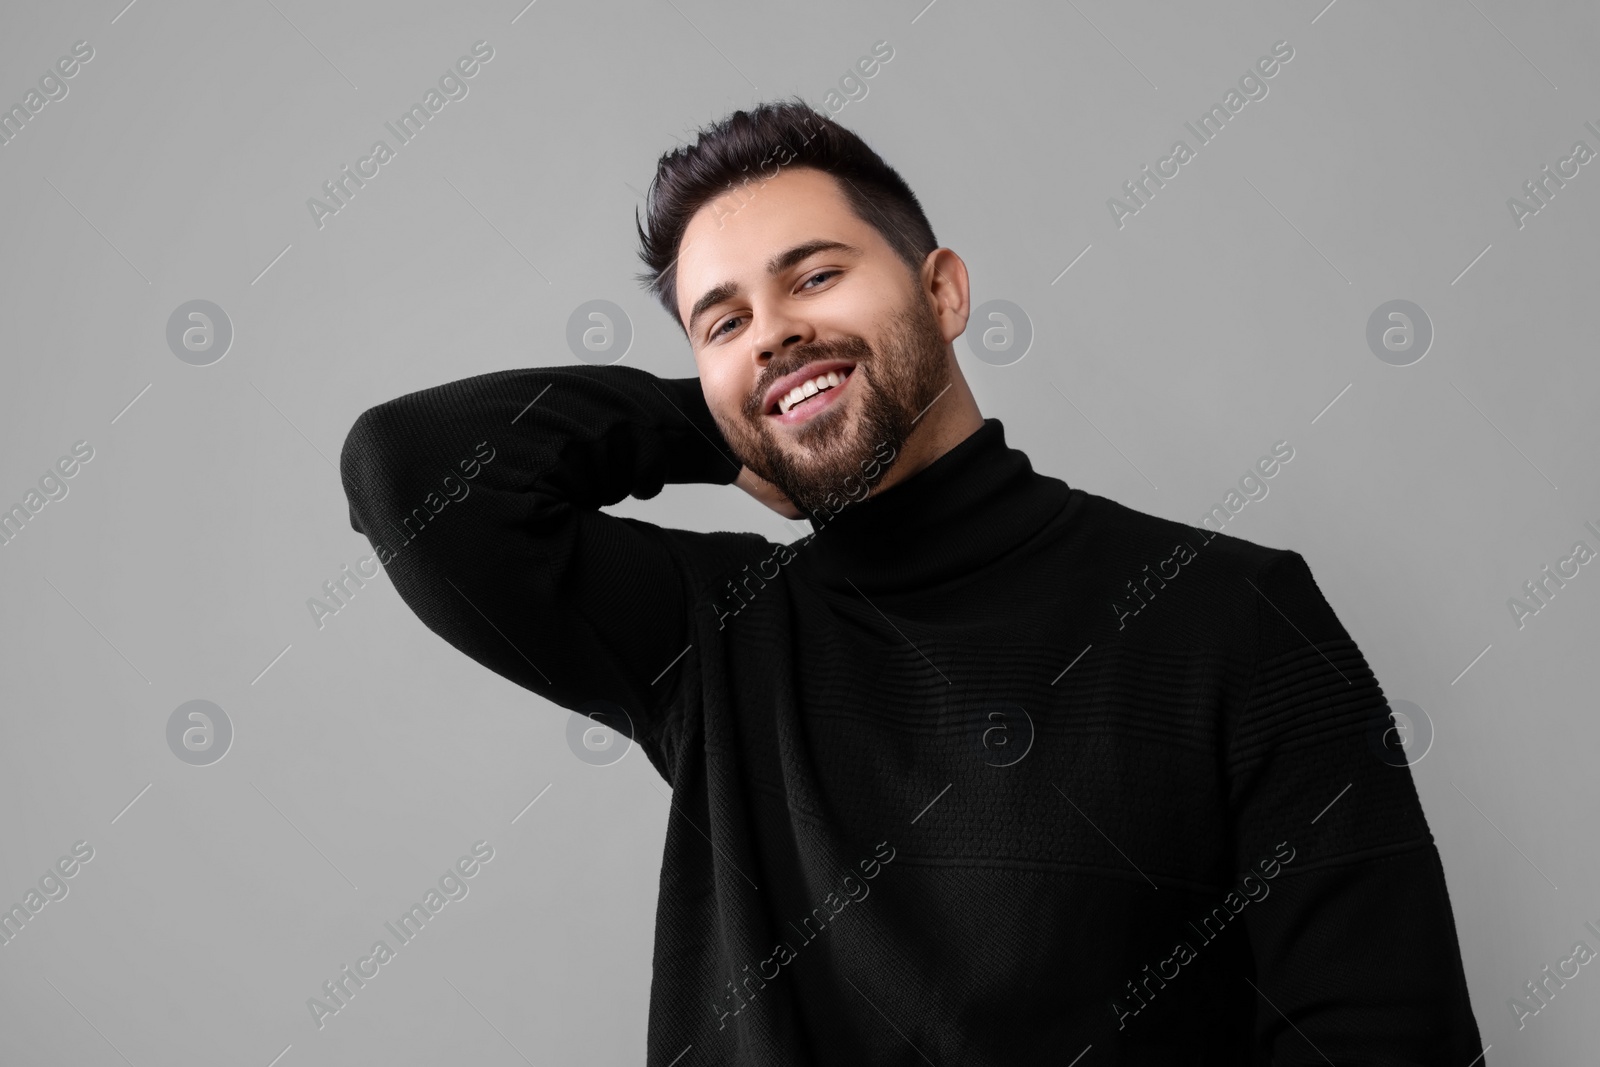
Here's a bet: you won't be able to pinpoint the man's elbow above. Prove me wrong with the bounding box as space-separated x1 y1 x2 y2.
339 399 418 533
341 397 411 486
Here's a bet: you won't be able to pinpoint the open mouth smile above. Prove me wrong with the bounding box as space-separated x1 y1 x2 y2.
766 365 856 425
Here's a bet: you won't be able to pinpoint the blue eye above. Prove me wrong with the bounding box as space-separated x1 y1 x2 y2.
712 315 742 338
803 270 839 288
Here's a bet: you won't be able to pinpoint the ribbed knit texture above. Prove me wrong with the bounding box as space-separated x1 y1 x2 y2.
339 363 1484 1066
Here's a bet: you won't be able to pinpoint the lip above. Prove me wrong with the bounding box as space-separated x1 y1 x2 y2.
762 359 858 420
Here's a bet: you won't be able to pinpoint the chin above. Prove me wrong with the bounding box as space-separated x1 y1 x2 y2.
771 425 891 516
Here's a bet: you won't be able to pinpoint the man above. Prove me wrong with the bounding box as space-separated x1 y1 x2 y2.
340 100 1484 1063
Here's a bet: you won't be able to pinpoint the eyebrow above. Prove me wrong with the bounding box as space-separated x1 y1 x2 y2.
685 239 864 339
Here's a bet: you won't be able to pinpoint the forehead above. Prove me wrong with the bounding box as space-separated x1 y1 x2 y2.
674 166 879 325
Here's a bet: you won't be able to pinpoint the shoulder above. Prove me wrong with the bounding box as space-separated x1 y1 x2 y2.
1073 488 1295 579
1066 490 1328 644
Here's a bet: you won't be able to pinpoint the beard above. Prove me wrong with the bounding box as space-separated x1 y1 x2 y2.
717 292 952 519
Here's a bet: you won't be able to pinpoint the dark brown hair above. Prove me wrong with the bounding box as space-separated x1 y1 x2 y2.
634 97 939 333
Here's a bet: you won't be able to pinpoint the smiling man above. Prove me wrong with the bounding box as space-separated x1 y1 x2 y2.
339 100 1484 1064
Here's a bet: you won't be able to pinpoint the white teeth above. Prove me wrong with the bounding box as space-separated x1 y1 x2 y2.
777 370 849 415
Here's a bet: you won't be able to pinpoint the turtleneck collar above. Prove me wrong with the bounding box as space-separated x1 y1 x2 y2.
793 418 1076 596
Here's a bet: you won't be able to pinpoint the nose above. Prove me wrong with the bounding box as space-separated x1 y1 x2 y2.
746 297 817 364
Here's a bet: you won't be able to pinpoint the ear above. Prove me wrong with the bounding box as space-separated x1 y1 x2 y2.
921 248 970 345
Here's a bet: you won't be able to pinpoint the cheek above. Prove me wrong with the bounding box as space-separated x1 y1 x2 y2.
727 373 762 418
695 360 740 414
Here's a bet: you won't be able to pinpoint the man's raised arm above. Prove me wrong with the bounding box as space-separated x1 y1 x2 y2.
338 363 744 745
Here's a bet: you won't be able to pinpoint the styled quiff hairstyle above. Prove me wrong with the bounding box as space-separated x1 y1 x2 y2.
634 97 939 335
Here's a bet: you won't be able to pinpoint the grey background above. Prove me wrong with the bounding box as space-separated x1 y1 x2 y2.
1 0 1595 1062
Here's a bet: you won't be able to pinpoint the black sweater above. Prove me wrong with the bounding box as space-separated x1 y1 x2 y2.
339 363 1484 1065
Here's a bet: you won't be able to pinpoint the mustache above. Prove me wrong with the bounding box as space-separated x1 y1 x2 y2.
748 337 872 417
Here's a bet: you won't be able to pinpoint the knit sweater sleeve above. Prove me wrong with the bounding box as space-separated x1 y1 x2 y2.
337 363 742 744
1223 550 1484 1064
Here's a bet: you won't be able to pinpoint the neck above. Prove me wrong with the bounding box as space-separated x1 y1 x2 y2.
797 414 1076 596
